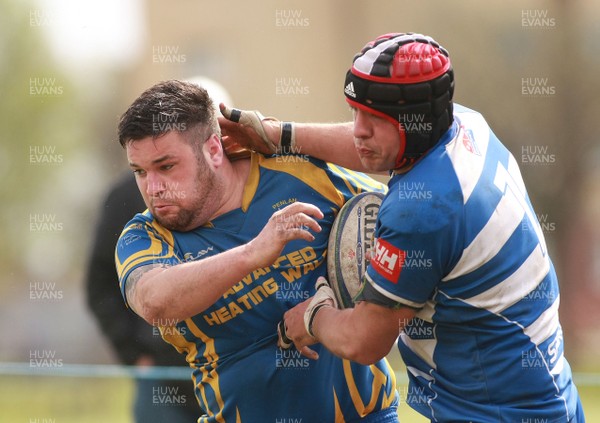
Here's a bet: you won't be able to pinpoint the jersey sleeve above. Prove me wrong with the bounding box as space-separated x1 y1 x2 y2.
114 213 181 307
363 176 462 308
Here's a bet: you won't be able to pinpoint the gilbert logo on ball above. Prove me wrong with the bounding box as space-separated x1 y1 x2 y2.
327 192 384 308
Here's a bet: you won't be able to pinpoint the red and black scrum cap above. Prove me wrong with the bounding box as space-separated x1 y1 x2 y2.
344 33 455 168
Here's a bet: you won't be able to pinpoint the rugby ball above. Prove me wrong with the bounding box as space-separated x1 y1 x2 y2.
327 192 384 309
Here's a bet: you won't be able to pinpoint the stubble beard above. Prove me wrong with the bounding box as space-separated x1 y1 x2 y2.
153 159 222 232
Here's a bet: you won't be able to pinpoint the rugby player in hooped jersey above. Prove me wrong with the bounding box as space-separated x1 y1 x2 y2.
115 80 400 422
219 33 585 422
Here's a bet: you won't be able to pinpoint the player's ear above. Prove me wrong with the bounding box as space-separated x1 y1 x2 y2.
203 133 225 167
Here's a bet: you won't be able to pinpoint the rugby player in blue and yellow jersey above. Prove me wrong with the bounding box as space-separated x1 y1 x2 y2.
114 80 399 422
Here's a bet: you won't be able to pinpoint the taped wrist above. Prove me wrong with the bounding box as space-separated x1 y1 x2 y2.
305 303 330 338
277 320 293 349
304 279 338 338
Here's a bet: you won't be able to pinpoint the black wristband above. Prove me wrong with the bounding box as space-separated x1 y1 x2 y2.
280 122 293 154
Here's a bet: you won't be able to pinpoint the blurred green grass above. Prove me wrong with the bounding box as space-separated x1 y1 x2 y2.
0 374 597 422
0 375 133 422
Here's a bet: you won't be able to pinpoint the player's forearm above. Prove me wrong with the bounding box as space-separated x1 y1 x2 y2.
311 302 412 365
292 122 365 170
310 308 386 365
132 243 255 324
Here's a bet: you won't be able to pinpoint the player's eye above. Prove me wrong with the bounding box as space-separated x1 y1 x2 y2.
133 168 146 176
161 164 174 171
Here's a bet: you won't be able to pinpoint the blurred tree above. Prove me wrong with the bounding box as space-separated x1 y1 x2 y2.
0 0 83 292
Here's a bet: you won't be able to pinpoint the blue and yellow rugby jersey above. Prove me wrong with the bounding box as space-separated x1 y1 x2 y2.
366 105 581 421
116 153 399 422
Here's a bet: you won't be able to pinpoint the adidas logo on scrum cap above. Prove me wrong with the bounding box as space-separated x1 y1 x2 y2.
344 81 356 98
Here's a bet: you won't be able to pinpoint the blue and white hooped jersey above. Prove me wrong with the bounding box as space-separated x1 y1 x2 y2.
116 154 398 423
366 104 580 421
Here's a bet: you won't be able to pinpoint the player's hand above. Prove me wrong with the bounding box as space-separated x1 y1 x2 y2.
219 104 284 155
246 202 323 270
280 277 338 360
279 300 319 359
222 141 252 162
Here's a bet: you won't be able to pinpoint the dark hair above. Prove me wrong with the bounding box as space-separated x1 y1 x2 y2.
118 80 220 148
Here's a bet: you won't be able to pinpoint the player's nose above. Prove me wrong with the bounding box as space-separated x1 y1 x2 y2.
145 173 165 197
353 109 373 141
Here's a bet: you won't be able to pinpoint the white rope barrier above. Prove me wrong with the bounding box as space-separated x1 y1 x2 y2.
1 362 599 387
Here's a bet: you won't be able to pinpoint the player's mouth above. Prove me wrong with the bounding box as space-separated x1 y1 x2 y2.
356 146 375 157
152 202 177 214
